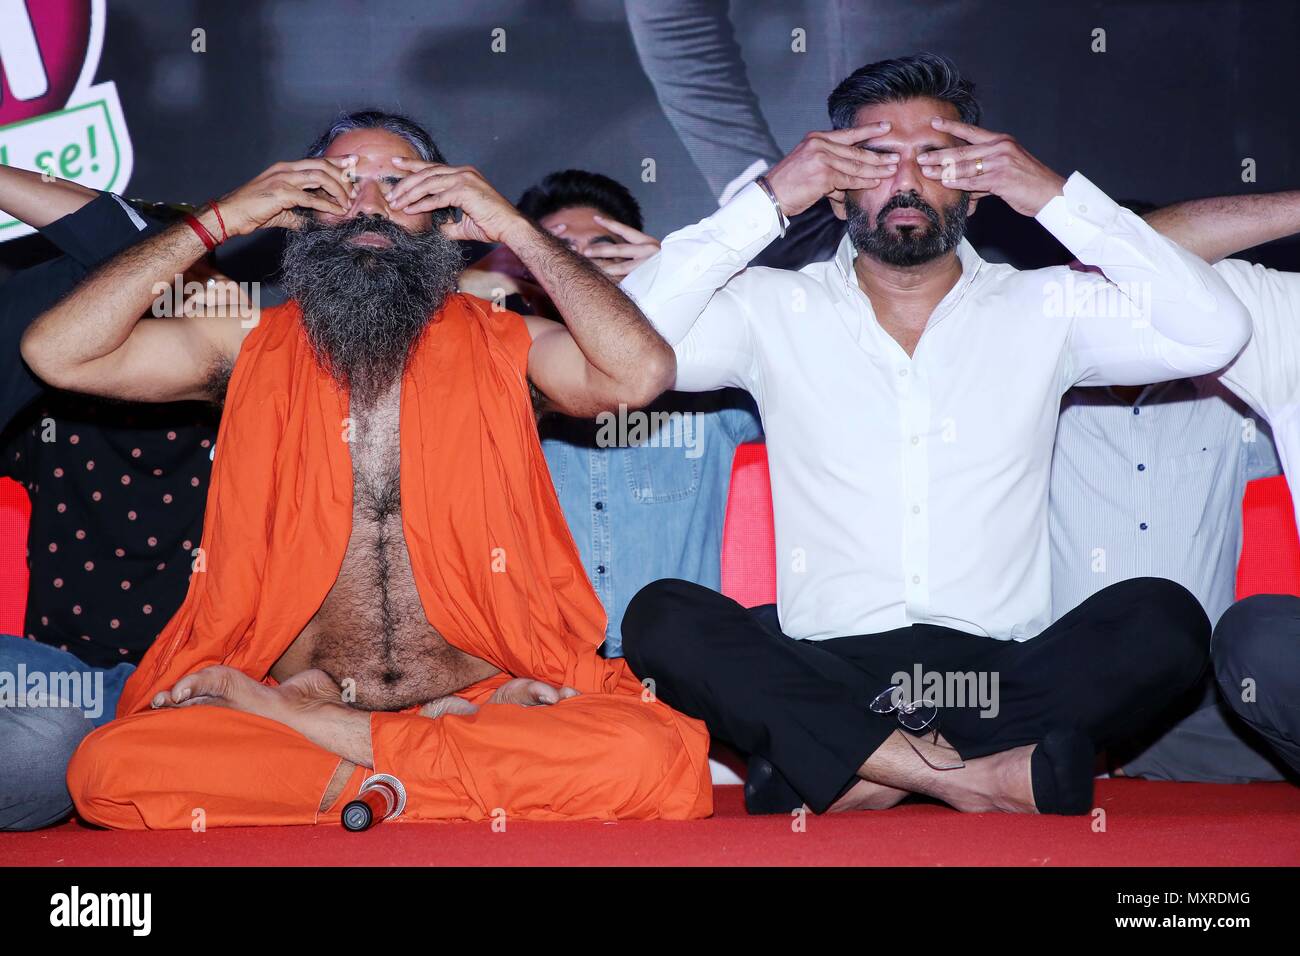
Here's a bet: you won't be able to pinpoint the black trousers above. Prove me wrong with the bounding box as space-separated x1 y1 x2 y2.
1213 594 1300 775
623 577 1209 814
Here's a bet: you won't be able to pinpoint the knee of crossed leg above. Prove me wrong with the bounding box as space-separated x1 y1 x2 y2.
621 578 696 679
64 719 135 824
0 705 91 829
1125 576 1211 685
589 697 684 785
1213 594 1299 701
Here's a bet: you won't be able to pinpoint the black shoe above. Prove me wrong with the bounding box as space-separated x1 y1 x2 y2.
743 756 804 815
1030 729 1095 815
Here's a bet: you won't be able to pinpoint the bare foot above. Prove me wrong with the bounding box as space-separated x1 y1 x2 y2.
418 695 480 718
938 744 1038 814
151 663 281 712
489 678 581 706
827 778 909 812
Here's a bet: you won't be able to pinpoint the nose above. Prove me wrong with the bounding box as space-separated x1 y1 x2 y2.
889 150 924 194
346 178 392 221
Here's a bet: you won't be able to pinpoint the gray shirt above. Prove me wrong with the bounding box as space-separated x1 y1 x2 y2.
1050 377 1280 627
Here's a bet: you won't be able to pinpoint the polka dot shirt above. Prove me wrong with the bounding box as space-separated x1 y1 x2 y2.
1 393 217 667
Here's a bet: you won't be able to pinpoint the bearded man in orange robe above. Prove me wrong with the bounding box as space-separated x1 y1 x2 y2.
20 110 712 828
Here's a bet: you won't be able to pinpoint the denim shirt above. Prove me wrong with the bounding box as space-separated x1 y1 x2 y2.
542 388 763 656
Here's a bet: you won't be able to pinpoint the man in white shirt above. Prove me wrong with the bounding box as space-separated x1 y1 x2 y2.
619 53 1252 816
1138 190 1300 780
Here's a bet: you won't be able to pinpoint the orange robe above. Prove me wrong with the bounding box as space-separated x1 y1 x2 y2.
67 296 712 828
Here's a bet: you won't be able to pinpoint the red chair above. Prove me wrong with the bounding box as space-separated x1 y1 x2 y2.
719 442 777 608
0 477 31 636
1236 474 1300 598
721 443 1300 609
3 446 1299 637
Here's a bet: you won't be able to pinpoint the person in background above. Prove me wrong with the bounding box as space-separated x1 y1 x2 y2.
1050 200 1289 784
1138 188 1300 781
0 164 244 829
463 169 763 658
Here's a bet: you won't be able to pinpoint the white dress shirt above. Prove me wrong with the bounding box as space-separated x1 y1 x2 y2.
1215 258 1300 529
622 174 1251 641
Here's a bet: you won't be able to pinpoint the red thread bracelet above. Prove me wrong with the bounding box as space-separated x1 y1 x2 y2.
184 213 217 251
207 199 228 243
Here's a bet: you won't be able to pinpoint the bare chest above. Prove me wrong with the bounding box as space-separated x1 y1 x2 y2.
273 384 497 709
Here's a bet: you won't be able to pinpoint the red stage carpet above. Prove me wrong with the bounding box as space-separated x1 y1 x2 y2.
2 781 1297 867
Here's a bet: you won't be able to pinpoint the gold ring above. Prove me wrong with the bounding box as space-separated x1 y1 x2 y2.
974 158 984 176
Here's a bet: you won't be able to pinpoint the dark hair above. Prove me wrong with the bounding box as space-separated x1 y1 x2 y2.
305 109 445 163
516 170 643 231
828 53 980 130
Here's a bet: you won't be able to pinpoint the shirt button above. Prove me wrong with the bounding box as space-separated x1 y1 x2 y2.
898 368 909 378
1137 463 1146 471
1140 522 1149 531
1133 407 1141 416
594 501 604 510
912 504 921 514
910 435 920 445
597 565 607 574
912 574 921 584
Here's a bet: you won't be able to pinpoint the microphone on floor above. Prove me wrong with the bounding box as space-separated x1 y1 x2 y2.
342 773 407 832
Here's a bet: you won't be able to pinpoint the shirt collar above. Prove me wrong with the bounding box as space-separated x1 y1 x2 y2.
831 234 985 324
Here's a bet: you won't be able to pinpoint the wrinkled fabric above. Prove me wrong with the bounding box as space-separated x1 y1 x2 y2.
67 296 711 828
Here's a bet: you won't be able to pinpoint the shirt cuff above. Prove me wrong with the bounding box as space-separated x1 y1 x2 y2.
718 159 770 207
708 180 783 253
1034 171 1121 252
40 192 160 268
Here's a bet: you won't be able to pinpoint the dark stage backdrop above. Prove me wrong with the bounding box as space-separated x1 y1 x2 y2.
2 0 1298 280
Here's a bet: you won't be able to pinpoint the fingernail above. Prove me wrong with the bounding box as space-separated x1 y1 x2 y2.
931 117 943 126
879 121 890 128
177 687 190 701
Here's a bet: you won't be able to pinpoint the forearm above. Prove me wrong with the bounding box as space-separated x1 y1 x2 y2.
1041 173 1251 380
19 213 213 386
0 163 99 228
1145 191 1300 263
505 219 674 402
621 183 779 345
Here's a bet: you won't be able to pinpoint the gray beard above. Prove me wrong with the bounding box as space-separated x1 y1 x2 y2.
281 214 464 406
846 190 968 267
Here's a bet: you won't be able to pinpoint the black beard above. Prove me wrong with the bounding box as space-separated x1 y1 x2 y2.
846 190 968 267
281 214 464 406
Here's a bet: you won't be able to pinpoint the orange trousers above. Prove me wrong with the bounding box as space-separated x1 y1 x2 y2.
67 678 712 829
